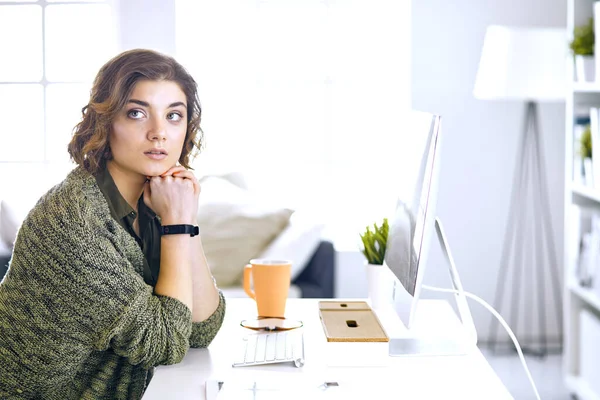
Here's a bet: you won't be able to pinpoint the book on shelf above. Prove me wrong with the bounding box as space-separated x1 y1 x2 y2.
590 108 600 189
574 114 592 187
571 204 600 290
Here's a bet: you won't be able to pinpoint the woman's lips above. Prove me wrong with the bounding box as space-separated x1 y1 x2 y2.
144 151 167 160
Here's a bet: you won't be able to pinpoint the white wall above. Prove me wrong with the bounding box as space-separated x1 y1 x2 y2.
411 0 566 343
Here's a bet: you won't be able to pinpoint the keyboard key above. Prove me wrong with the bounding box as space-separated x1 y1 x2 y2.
286 334 295 359
233 331 304 368
276 333 286 360
255 335 267 362
265 334 276 361
245 336 257 363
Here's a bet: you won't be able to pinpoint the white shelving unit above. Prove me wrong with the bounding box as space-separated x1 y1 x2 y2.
573 82 600 92
565 1 600 398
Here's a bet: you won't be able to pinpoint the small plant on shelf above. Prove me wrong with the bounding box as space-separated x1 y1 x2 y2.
570 18 594 56
359 218 388 265
580 124 592 159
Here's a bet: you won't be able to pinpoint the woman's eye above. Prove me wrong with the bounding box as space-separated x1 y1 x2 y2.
167 112 183 122
127 110 144 119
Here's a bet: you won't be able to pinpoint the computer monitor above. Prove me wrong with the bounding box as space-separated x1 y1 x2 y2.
384 111 477 356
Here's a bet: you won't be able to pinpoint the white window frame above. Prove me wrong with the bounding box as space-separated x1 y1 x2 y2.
0 0 114 164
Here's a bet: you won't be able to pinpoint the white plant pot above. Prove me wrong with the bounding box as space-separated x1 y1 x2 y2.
365 263 393 309
575 55 595 82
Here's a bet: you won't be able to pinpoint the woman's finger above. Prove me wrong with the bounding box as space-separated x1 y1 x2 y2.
173 170 200 194
172 170 195 180
160 165 186 177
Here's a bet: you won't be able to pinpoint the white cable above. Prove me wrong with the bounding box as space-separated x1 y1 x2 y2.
422 284 541 400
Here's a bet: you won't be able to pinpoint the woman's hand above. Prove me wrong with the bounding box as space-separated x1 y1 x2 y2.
143 166 200 225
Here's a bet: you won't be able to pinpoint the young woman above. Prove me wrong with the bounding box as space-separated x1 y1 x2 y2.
0 49 225 399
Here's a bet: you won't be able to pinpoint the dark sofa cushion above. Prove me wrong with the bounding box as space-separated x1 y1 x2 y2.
292 241 335 298
0 255 9 281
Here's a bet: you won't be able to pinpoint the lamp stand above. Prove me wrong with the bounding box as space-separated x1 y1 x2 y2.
488 101 563 357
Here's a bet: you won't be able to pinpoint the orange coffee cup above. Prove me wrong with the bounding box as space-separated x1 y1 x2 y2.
243 259 292 318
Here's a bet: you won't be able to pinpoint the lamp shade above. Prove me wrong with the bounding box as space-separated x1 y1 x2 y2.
473 25 567 102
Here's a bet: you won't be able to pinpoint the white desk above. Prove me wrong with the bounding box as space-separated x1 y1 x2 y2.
144 299 513 399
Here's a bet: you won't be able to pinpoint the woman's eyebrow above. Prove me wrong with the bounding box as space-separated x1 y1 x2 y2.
127 99 186 108
128 99 149 107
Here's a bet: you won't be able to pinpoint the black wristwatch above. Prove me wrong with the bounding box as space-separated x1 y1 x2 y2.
159 224 200 237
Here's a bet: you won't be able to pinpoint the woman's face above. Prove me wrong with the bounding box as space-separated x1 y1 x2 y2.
108 79 188 180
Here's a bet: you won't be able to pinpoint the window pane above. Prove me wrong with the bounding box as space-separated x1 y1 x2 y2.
0 6 42 81
45 4 117 82
0 84 44 161
46 83 90 162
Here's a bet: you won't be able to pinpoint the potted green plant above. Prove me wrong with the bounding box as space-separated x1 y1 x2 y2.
359 218 392 308
359 218 388 265
570 18 595 82
580 124 594 185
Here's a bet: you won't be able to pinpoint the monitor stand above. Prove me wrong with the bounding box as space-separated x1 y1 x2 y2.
388 218 478 356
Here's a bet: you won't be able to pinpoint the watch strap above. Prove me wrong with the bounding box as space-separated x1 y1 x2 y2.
160 224 199 237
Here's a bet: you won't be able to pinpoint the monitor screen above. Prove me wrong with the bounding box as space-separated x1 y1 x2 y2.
384 112 441 328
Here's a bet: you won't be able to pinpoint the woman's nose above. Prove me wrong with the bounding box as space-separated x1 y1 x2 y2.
147 117 166 141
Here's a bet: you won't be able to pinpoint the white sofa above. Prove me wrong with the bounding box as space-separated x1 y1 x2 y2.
0 170 330 299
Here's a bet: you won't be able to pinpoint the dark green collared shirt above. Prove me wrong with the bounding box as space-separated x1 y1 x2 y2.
95 167 161 286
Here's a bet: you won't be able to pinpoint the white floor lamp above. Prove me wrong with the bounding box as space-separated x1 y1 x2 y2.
473 26 567 356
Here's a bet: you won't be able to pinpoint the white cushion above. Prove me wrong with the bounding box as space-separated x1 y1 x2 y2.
0 238 11 258
198 176 294 287
213 172 248 191
257 211 325 281
0 201 19 248
0 196 40 249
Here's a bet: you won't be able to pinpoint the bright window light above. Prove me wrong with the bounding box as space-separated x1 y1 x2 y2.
46 83 90 162
0 84 44 161
0 0 115 172
45 4 116 82
0 5 43 81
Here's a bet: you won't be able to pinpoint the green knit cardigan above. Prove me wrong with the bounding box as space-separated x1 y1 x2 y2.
0 167 226 399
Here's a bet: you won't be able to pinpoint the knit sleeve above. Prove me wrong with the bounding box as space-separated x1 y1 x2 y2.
14 191 194 370
189 291 226 348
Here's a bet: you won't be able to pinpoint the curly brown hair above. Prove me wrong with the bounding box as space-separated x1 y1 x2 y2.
68 49 203 174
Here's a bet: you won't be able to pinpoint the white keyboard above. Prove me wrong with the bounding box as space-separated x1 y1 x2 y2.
232 330 305 368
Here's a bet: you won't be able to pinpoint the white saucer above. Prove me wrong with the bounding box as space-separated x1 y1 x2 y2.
240 318 303 331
